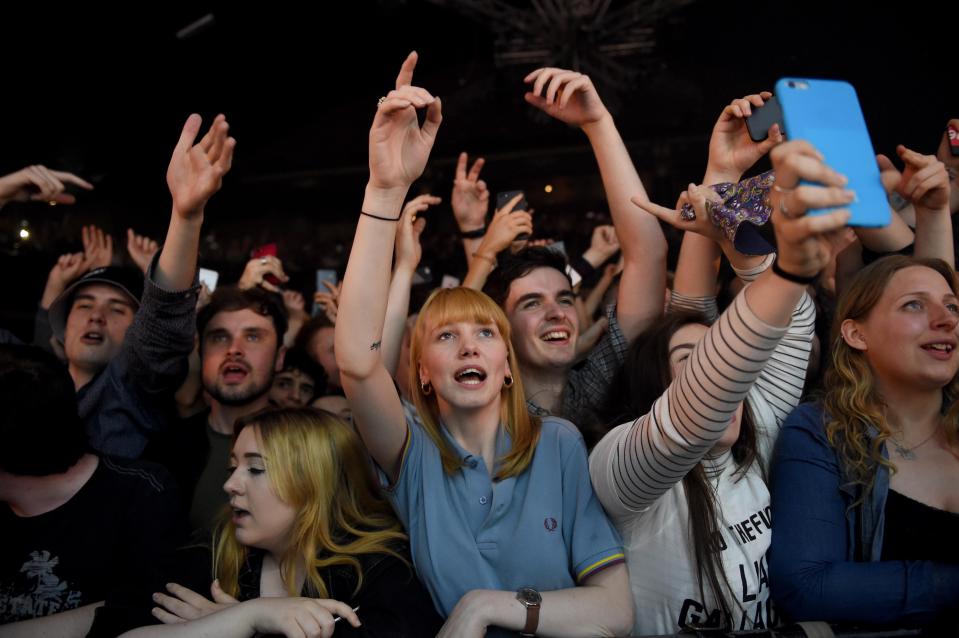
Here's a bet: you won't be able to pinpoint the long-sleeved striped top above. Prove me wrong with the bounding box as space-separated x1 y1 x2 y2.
589 259 815 635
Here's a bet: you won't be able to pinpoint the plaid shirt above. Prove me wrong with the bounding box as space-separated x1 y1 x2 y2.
526 304 628 428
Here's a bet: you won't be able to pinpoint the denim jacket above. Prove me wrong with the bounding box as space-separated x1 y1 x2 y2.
768 402 959 626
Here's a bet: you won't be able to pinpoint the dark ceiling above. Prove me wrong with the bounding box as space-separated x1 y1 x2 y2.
1 0 953 334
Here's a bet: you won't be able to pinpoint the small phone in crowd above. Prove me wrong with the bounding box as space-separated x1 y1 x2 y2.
495 190 531 241
198 268 219 292
312 269 338 317
745 95 784 143
250 243 282 287
776 78 889 228
948 123 959 157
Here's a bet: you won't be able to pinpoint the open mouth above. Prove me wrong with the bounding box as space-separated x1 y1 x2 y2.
540 329 571 344
221 363 250 383
454 367 487 385
80 331 104 345
922 342 955 357
231 506 251 522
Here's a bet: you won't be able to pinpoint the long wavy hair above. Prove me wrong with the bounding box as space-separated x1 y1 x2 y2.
612 310 760 625
409 287 541 480
822 256 959 502
213 408 408 598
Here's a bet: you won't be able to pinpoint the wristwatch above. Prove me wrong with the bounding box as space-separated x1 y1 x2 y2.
515 586 542 637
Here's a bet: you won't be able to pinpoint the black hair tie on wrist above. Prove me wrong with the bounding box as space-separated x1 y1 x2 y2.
772 259 819 285
459 226 487 239
360 211 401 222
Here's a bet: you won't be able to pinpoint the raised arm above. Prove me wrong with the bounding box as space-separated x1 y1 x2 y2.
382 194 434 377
336 52 442 480
461 192 531 290
896 144 954 268
591 140 853 515
524 68 666 341
158 114 235 291
451 152 490 268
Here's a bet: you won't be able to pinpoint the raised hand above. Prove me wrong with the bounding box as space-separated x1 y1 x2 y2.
767 140 854 278
41 253 91 309
126 228 160 273
632 184 728 246
313 280 341 325
523 68 609 129
706 92 783 183
167 113 236 220
475 193 533 258
396 195 435 270
583 224 620 266
0 165 93 206
896 145 950 212
451 152 489 232
238 255 289 293
82 225 114 270
367 52 443 199
935 119 959 213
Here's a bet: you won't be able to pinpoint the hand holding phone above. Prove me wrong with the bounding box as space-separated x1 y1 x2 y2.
776 78 889 227
495 190 530 240
745 96 784 143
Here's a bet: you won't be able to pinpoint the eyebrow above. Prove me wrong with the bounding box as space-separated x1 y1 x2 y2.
515 289 574 306
896 291 959 302
243 453 263 460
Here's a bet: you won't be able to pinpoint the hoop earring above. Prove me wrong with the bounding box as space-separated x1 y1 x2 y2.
503 375 513 388
420 380 432 395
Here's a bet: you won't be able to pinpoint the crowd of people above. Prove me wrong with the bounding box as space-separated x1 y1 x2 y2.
1 50 958 638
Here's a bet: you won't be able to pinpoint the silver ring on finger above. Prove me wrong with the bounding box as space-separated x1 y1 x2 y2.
377 96 387 106
260 257 268 265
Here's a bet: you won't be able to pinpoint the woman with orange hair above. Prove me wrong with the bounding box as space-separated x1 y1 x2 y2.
335 53 632 637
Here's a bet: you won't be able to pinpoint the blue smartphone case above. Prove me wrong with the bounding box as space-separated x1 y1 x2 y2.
775 78 889 227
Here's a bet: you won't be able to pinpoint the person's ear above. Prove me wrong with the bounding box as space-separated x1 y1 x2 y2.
275 345 287 371
840 319 868 352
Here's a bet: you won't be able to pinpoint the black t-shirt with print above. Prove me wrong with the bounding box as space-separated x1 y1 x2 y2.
0 456 184 636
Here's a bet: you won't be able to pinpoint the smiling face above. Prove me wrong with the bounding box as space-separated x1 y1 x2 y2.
223 425 296 555
201 309 283 407
63 283 136 376
503 267 580 373
843 265 959 392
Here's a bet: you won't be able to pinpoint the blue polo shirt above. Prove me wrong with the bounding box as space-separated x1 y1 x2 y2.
381 413 624 617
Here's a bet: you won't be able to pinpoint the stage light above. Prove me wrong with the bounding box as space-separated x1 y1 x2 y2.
544 184 553 193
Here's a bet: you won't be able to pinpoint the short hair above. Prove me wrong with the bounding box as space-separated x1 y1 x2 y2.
279 346 328 398
197 287 288 354
0 345 88 475
482 246 571 308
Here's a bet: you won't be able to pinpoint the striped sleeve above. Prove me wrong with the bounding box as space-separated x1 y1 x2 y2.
669 290 719 324
748 289 815 463
590 287 790 517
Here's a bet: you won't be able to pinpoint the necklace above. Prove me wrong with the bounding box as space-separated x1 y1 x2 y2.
890 425 940 460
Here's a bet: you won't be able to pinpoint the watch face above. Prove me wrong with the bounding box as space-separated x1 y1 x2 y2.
518 587 542 605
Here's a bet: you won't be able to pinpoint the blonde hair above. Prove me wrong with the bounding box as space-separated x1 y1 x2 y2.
823 256 959 501
213 408 407 598
408 287 541 480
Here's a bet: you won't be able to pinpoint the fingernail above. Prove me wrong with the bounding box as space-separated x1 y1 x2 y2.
844 189 857 201
152 593 160 601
